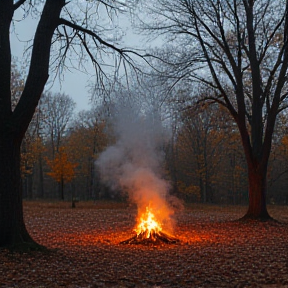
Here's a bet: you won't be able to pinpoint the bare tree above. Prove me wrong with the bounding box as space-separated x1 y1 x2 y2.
142 0 288 220
42 92 76 157
39 92 75 199
0 0 143 249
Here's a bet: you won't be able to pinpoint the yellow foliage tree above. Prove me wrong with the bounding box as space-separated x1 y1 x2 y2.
46 147 77 200
65 113 108 199
21 136 45 177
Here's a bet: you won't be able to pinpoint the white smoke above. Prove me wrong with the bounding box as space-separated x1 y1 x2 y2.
95 101 177 232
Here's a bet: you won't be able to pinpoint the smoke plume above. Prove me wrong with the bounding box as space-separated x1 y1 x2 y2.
95 102 178 233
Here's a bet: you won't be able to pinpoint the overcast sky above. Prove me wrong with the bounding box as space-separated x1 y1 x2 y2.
10 2 153 112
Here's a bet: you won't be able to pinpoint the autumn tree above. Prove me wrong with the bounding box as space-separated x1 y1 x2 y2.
10 62 47 197
268 114 288 204
174 102 246 204
279 134 288 204
0 0 142 249
66 107 108 200
142 0 288 220
46 147 77 200
21 135 46 198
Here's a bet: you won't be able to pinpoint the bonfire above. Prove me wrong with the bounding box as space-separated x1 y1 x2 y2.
121 206 179 245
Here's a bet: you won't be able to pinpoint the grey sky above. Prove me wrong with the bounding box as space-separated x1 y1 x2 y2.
10 2 152 112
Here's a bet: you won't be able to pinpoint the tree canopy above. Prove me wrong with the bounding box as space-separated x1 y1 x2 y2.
137 0 288 219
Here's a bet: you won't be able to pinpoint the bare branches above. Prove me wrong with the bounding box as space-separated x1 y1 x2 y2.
190 4 238 121
13 0 27 11
140 0 288 171
33 1 153 99
258 15 285 65
59 18 128 57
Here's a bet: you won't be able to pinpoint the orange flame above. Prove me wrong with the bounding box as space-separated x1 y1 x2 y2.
135 206 162 238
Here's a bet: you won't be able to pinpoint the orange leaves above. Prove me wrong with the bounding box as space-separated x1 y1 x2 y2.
177 181 201 201
21 136 45 177
46 147 77 184
175 103 247 203
1 202 286 287
65 119 108 178
281 135 288 154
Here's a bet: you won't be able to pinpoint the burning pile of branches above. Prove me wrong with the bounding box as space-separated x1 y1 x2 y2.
120 206 179 245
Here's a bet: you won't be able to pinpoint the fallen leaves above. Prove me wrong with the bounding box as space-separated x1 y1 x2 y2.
0 201 287 287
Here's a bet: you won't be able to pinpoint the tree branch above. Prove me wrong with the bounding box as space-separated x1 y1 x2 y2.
258 15 285 65
13 0 26 11
59 18 137 57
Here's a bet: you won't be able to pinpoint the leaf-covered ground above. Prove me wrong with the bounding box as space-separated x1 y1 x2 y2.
1 201 288 287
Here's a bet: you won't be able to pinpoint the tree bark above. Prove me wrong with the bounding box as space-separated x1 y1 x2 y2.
244 167 270 219
0 137 34 247
0 0 66 249
240 149 271 220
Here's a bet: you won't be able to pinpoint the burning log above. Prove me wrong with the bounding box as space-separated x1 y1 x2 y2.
120 230 179 245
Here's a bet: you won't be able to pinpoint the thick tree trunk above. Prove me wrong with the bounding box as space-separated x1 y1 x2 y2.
242 163 271 220
0 137 35 247
0 0 66 249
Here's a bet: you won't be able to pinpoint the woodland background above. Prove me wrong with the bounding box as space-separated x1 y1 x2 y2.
14 59 288 206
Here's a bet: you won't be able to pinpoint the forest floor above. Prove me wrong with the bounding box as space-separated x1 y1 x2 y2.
0 201 288 288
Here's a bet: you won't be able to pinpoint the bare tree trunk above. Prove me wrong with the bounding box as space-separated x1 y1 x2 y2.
244 164 270 219
0 138 35 247
0 0 66 249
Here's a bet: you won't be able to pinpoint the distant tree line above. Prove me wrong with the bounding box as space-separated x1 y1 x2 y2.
15 67 288 205
168 102 288 205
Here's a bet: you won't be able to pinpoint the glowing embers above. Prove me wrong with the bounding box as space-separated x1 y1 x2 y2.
121 206 179 245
